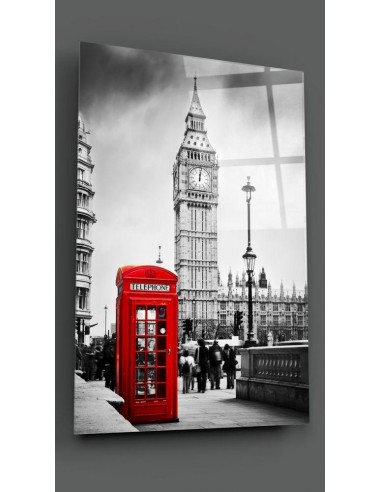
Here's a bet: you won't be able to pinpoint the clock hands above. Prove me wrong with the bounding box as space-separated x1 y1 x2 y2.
199 170 201 181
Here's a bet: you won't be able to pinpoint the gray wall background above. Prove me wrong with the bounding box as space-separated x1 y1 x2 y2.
56 1 324 491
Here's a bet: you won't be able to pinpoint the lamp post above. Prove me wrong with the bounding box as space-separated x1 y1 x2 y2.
215 310 220 340
104 304 108 338
192 298 196 341
242 176 257 348
156 245 163 264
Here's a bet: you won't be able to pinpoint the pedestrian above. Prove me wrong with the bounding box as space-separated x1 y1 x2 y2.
83 345 95 381
75 340 83 371
222 344 237 389
178 352 182 377
94 345 104 380
179 349 194 394
209 340 223 389
194 338 209 393
103 337 116 391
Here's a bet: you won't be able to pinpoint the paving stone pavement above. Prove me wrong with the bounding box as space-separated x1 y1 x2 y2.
74 375 308 434
74 374 138 434
134 376 309 432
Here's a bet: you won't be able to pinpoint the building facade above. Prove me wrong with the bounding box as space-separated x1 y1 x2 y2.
173 78 219 329
76 115 96 343
216 271 308 344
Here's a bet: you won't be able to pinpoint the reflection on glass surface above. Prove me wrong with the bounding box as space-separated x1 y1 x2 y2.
147 306 156 320
147 353 156 366
158 306 166 319
272 83 304 157
136 338 145 351
136 385 145 398
147 368 156 382
136 322 145 335
183 56 264 77
147 384 156 397
147 322 156 335
158 321 166 334
136 369 145 382
147 338 156 351
136 353 145 366
136 306 145 320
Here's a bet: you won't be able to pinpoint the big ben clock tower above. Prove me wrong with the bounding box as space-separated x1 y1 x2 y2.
173 78 219 336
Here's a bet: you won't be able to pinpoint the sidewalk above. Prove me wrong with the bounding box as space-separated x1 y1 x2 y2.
74 374 138 434
74 375 308 434
134 376 308 432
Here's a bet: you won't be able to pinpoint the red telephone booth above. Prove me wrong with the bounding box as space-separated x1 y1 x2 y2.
115 265 178 424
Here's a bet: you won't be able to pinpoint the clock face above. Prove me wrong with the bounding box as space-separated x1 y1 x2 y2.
173 168 178 191
189 167 211 191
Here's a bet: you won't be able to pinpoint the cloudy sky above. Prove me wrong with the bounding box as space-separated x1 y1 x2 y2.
79 42 307 337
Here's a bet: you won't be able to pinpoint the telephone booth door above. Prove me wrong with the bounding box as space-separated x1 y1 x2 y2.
115 265 178 425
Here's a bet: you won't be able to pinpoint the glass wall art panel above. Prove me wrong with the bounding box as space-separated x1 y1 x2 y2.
74 42 309 435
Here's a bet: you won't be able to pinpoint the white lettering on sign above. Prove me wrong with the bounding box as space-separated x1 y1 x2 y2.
130 283 170 292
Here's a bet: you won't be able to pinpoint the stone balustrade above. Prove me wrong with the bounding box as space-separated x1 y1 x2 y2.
236 345 309 412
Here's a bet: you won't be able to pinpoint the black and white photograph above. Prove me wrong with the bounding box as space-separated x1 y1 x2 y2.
74 42 309 434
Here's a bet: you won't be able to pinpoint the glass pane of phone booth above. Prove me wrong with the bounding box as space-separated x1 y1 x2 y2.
135 305 167 400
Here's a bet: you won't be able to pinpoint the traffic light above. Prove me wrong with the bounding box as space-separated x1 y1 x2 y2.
76 317 81 335
234 311 243 335
183 319 193 337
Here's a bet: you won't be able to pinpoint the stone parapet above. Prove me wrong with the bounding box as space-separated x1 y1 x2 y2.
237 345 309 412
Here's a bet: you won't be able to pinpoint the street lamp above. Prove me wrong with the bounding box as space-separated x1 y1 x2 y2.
104 304 108 337
242 176 257 347
156 245 163 264
192 298 196 341
215 310 220 340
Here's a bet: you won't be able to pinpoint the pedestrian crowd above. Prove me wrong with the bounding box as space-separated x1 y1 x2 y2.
75 334 116 391
178 339 237 394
